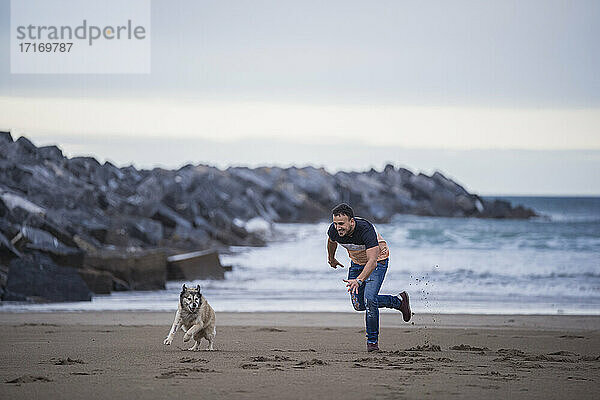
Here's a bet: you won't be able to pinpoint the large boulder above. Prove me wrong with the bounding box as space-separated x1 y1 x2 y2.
77 268 114 294
4 256 92 302
0 131 13 144
83 249 167 291
0 231 22 264
167 250 226 280
12 226 84 268
37 145 64 161
0 263 8 299
0 191 45 218
127 217 164 246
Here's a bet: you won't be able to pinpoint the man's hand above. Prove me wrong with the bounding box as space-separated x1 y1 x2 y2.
343 279 361 294
328 258 344 269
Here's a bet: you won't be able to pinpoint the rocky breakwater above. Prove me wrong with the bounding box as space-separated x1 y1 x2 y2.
0 132 536 303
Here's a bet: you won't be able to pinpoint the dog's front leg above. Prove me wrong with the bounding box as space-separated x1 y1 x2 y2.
183 322 203 342
188 340 200 351
206 326 216 351
163 310 181 345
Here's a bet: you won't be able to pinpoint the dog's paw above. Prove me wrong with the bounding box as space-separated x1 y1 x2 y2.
183 333 191 342
187 343 199 351
163 337 173 345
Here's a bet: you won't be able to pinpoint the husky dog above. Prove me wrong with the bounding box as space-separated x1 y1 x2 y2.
163 284 216 351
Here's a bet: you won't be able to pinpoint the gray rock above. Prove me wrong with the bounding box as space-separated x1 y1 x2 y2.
171 224 209 245
15 136 38 158
0 231 22 264
152 204 192 230
0 191 45 216
430 190 460 217
13 226 84 268
128 217 164 245
83 249 166 291
79 219 110 244
0 131 13 144
455 194 478 215
77 268 114 294
0 263 8 299
4 257 92 302
167 249 226 280
22 213 79 248
0 218 20 239
406 173 437 200
38 145 64 161
431 171 467 195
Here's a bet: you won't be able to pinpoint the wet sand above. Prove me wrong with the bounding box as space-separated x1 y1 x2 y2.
0 312 598 399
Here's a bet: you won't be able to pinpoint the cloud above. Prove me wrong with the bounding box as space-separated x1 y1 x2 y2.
2 96 599 150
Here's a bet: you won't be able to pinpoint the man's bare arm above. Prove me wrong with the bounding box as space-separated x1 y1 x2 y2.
343 246 380 293
327 237 344 268
356 246 380 281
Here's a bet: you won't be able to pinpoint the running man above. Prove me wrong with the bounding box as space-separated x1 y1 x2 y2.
326 203 411 352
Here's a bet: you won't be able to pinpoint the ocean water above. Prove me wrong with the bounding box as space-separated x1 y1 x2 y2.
2 197 599 315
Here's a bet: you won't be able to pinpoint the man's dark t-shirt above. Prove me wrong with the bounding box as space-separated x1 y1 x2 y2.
328 217 390 265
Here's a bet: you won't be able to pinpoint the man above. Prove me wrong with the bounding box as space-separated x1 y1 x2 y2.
327 203 411 352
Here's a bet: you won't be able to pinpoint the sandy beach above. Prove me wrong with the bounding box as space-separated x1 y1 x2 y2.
0 312 598 399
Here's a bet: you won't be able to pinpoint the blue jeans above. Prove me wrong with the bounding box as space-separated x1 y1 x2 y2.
348 259 401 344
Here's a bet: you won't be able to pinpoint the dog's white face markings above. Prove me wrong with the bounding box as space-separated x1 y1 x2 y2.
181 290 201 313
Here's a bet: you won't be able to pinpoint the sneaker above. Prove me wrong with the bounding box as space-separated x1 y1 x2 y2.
367 342 380 352
397 291 412 322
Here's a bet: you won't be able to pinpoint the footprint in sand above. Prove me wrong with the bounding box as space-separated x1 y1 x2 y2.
155 367 217 378
352 362 385 370
402 365 436 372
255 328 286 333
271 348 317 353
578 355 600 361
479 371 519 382
250 355 293 362
293 359 327 368
52 357 86 365
496 348 526 356
6 375 53 384
70 370 103 376
449 344 490 353
548 351 579 356
497 348 581 362
559 335 585 339
385 350 424 357
179 357 209 364
406 344 442 352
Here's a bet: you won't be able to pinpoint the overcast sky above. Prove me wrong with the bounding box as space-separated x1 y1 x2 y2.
1 0 599 195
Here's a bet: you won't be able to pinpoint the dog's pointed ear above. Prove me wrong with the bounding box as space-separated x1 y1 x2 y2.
181 284 186 293
196 284 201 292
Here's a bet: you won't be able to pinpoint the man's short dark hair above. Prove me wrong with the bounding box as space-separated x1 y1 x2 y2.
332 203 354 219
